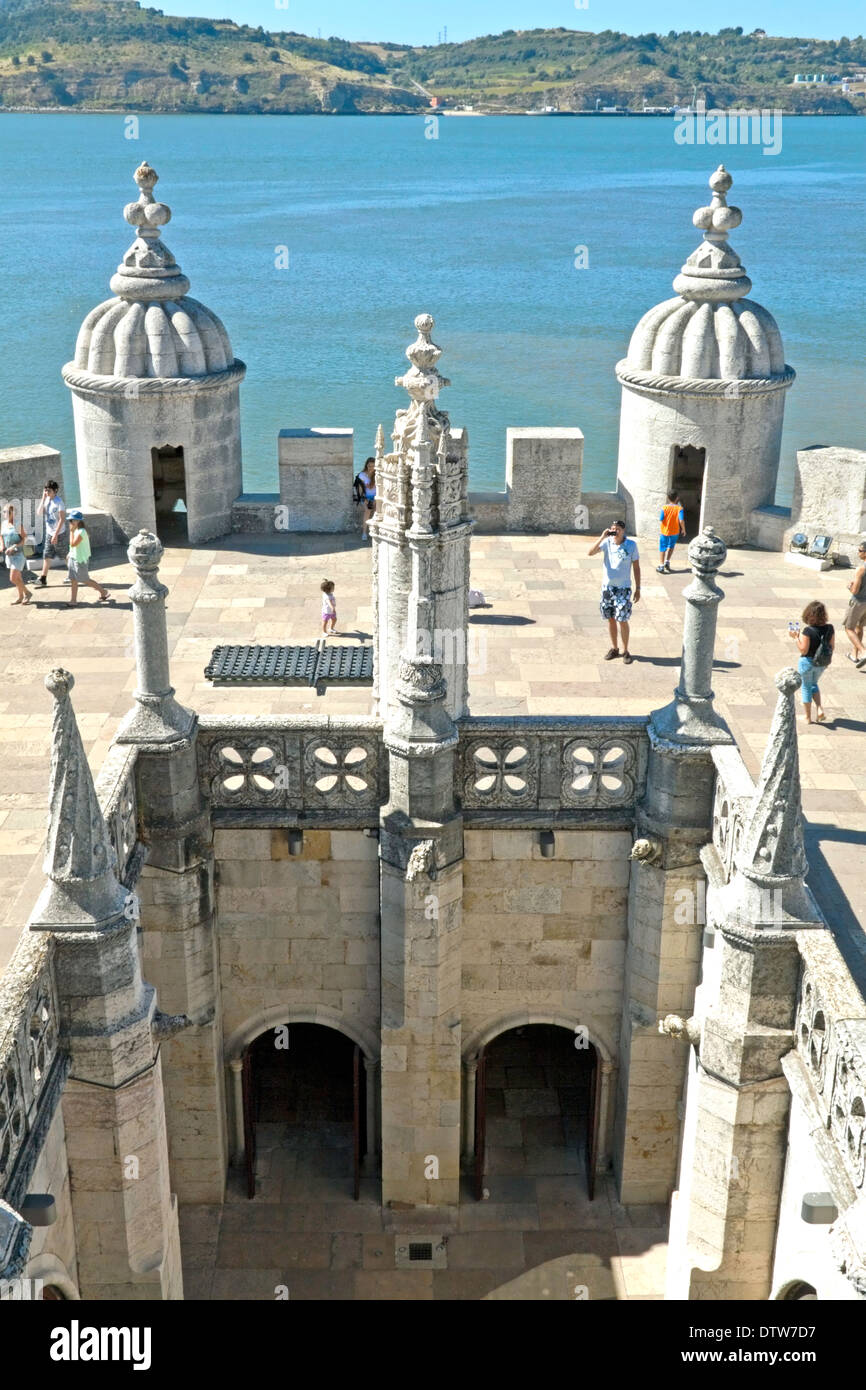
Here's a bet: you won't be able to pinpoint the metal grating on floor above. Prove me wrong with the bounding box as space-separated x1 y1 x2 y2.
395 1238 447 1270
204 643 373 687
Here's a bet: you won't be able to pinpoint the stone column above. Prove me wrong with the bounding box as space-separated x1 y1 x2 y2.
462 1057 478 1162
117 532 227 1205
614 529 733 1204
379 654 463 1224
228 1059 245 1166
668 669 823 1299
116 531 195 748
29 670 182 1299
652 527 729 747
363 1056 379 1162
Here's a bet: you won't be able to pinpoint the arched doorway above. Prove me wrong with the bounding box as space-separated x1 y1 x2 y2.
151 444 188 542
470 1024 601 1201
240 1023 367 1201
669 444 706 538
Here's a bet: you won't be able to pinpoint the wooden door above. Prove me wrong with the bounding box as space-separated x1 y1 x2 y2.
352 1044 361 1201
473 1047 486 1201
586 1046 601 1202
242 1046 257 1200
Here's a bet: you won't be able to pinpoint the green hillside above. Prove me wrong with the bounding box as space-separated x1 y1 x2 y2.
0 0 863 113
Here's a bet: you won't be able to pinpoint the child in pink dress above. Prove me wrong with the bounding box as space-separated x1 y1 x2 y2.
321 579 337 636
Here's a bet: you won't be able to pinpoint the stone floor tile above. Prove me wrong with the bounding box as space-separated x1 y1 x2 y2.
456 1202 540 1233
353 1270 434 1300
445 1231 525 1269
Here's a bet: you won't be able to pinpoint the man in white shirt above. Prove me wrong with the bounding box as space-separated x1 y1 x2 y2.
36 479 68 587
588 519 641 664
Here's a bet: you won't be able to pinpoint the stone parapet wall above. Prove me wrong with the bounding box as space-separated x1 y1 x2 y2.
197 716 386 826
278 429 356 533
197 714 649 828
0 446 65 549
458 715 648 824
748 503 791 552
787 447 866 564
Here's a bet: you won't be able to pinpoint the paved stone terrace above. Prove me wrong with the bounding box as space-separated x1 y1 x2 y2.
181 1165 668 1301
1 533 864 980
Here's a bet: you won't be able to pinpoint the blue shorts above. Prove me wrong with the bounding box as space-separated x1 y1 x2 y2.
600 585 633 623
660 534 678 553
798 655 820 704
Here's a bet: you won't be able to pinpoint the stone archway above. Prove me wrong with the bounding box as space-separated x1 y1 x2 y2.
224 1008 379 1200
462 1012 616 1200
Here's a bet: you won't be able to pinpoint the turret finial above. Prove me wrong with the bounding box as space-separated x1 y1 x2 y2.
672 166 752 304
110 163 191 303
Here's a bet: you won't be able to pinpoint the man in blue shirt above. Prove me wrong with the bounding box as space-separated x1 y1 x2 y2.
588 520 641 664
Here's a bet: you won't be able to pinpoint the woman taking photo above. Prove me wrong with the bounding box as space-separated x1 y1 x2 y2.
1 502 33 606
788 600 835 726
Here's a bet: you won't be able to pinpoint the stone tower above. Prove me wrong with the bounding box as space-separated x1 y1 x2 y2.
615 166 795 545
371 314 473 722
62 162 245 544
29 669 182 1299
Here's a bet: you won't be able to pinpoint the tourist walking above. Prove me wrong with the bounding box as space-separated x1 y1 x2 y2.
321 579 337 636
67 513 111 607
843 539 866 668
656 491 686 573
358 457 376 540
789 600 835 726
36 479 68 587
1 503 33 606
588 520 641 664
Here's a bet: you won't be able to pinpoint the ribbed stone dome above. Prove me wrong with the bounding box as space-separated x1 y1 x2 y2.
73 295 234 378
66 161 240 383
619 164 790 384
625 295 785 379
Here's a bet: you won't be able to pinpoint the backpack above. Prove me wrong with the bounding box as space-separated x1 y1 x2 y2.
352 474 365 505
812 627 833 668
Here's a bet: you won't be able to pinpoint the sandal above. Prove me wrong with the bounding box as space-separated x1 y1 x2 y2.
604 648 620 660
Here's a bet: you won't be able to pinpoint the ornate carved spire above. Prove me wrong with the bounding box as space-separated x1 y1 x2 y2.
738 668 809 886
672 165 752 304
393 313 451 452
110 162 191 303
30 670 129 932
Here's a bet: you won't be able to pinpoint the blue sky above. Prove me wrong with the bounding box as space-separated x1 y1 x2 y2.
152 0 864 44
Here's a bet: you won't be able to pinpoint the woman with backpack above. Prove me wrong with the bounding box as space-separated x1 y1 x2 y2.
788 599 835 725
1 502 33 606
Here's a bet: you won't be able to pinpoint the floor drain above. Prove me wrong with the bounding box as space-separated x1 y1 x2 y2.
395 1238 447 1269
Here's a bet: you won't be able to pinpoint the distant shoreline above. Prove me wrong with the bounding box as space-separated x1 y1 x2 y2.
0 107 858 117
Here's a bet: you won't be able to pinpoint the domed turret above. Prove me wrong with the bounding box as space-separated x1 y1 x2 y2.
62 163 245 544
615 167 795 546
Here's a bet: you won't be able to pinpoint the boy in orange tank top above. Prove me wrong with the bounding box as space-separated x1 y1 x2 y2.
657 491 686 574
